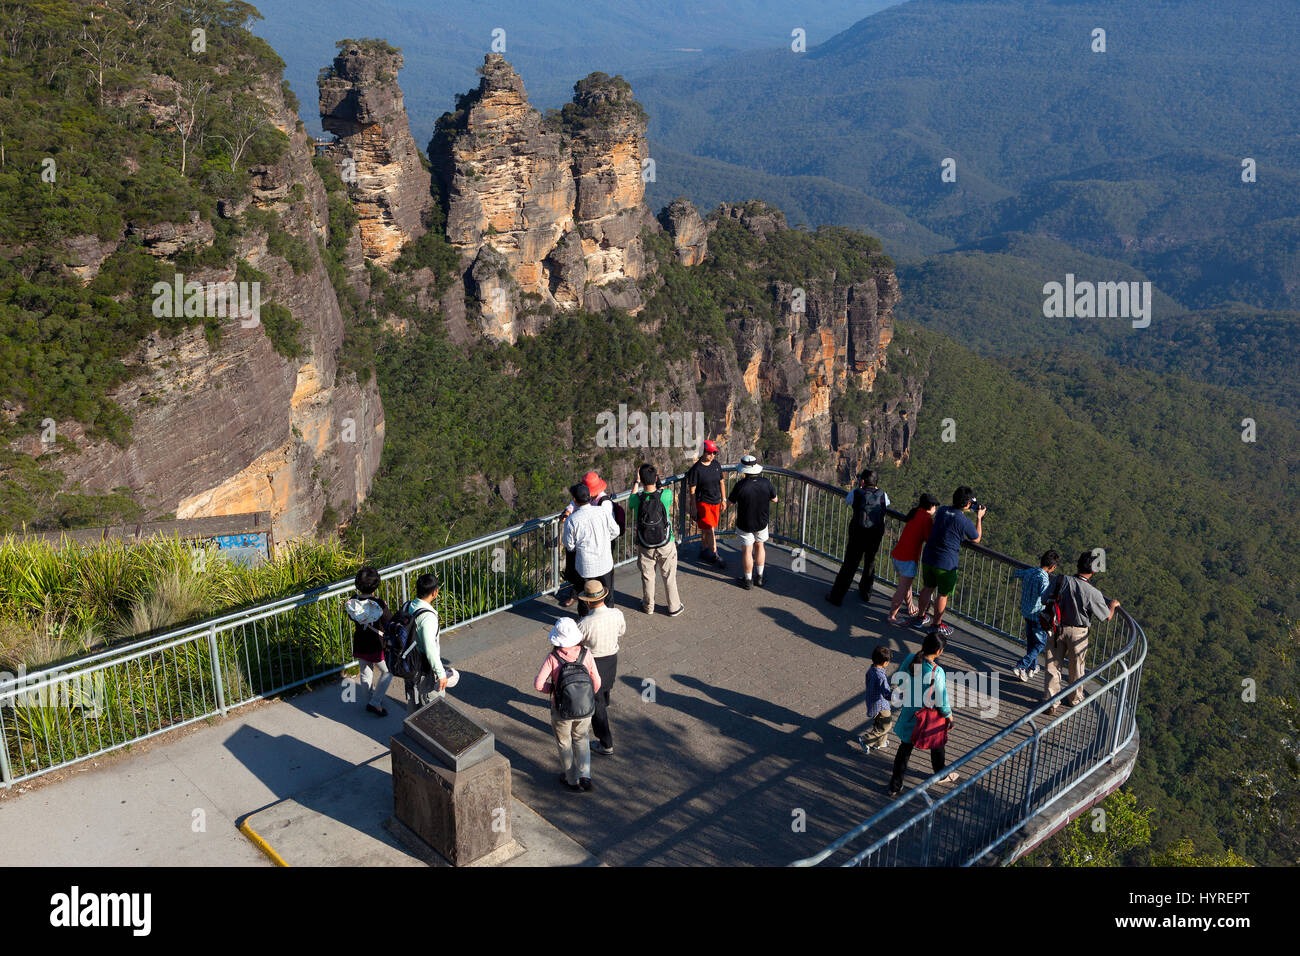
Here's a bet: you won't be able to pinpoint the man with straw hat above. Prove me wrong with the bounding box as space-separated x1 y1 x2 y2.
576 579 626 755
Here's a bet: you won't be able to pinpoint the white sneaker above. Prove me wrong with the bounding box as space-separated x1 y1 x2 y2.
1012 667 1027 682
877 740 889 752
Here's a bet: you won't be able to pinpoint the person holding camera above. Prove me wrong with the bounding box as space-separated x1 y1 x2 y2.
910 486 985 639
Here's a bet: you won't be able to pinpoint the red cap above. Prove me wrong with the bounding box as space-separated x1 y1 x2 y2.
582 471 607 497
703 440 719 453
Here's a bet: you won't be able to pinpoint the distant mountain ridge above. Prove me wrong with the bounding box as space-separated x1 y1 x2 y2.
633 0 1300 313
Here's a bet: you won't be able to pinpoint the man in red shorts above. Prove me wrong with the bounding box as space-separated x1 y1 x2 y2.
687 440 727 565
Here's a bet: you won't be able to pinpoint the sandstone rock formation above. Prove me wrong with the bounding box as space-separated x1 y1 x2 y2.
706 202 915 478
564 72 654 309
429 56 657 342
40 65 385 539
319 42 433 266
659 198 708 266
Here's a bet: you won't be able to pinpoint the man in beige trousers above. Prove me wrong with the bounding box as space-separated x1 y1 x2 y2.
1044 550 1121 715
628 463 684 617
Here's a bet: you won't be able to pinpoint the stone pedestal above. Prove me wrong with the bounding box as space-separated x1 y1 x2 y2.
390 734 513 866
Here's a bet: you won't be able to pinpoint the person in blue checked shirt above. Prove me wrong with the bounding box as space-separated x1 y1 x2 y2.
1011 550 1060 682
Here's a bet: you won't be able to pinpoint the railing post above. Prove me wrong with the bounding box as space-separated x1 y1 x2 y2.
1023 731 1041 817
1110 668 1130 756
551 517 560 591
800 483 810 551
678 479 688 544
0 710 13 789
921 795 935 864
207 625 228 717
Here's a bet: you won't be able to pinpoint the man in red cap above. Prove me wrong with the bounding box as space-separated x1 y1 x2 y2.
583 470 626 564
686 441 727 566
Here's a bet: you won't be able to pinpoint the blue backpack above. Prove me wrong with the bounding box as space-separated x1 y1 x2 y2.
384 604 432 681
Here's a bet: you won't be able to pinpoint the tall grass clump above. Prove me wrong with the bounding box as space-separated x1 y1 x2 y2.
0 534 362 671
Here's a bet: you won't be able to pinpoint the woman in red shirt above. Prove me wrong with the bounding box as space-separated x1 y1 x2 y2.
888 493 940 623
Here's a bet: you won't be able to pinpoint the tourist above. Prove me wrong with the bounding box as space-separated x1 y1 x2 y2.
344 566 393 717
887 493 940 623
856 644 897 754
629 463 684 616
563 479 621 620
534 617 602 792
826 469 890 606
888 632 961 795
583 469 626 560
1011 550 1060 682
402 572 451 714
911 487 986 639
686 440 727 565
576 579 626 755
1044 551 1121 715
728 455 778 590
557 481 587 608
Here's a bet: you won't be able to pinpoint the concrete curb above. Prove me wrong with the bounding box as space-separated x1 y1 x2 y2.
238 818 290 867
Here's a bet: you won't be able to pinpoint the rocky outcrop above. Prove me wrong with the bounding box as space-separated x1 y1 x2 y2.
564 73 653 305
34 62 385 539
319 42 433 266
429 56 659 342
706 202 915 479
127 211 215 257
659 198 708 266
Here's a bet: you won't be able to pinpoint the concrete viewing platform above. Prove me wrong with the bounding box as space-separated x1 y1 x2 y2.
0 540 1099 867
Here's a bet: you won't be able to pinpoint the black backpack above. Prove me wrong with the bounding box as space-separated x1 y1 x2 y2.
855 487 887 531
384 604 433 681
635 490 671 548
551 648 596 719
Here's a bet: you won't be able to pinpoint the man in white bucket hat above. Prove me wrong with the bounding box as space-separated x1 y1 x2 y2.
728 455 779 590
534 617 602 792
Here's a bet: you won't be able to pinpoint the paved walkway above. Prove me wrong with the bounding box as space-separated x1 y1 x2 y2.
1 541 1054 866
446 541 1043 865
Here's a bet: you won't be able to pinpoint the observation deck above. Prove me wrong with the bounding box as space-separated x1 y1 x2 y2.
0 467 1145 866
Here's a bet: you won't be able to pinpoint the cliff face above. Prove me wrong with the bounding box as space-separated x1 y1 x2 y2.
429 57 655 342
679 203 917 481
717 204 913 476
35 65 384 539
659 198 709 266
319 44 433 267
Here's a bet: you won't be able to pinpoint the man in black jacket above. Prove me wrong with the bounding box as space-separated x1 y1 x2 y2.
826 470 890 607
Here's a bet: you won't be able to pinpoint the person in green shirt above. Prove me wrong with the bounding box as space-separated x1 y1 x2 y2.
403 572 448 713
628 463 684 616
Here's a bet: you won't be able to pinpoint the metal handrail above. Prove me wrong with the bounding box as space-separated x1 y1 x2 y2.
778 468 1148 865
1 457 1146 872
